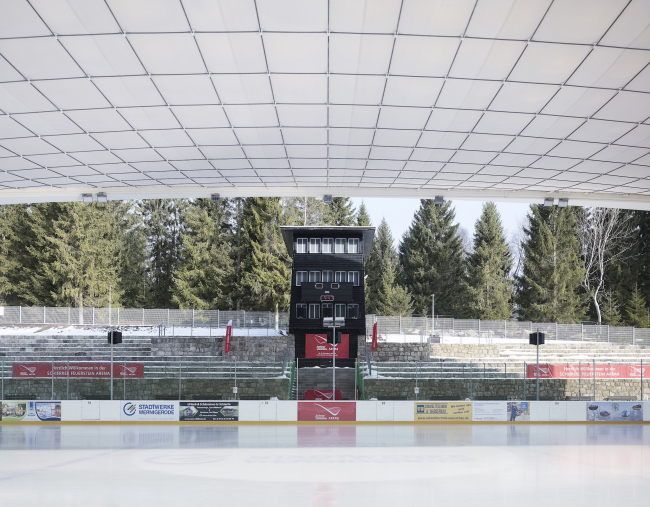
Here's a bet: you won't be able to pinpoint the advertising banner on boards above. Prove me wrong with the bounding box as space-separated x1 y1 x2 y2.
506 402 530 421
587 401 643 421
1 401 61 422
305 334 349 359
13 362 144 379
298 402 356 421
120 401 178 421
473 401 507 421
179 402 239 421
415 402 472 421
526 363 648 379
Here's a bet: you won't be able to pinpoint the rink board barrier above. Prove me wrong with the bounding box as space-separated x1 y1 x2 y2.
2 400 650 423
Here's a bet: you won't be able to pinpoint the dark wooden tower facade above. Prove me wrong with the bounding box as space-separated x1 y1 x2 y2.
281 226 375 368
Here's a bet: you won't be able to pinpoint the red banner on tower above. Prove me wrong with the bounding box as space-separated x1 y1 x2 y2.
305 333 349 358
225 320 232 354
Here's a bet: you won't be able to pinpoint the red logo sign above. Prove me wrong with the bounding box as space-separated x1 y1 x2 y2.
305 333 349 359
526 363 648 379
298 401 356 421
12 362 144 379
304 389 343 401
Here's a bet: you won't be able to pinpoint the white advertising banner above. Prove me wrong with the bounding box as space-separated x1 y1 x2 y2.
472 401 507 421
120 401 178 421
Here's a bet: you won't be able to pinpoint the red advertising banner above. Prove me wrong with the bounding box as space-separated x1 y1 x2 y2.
298 401 356 421
526 363 648 379
305 333 349 359
371 319 378 351
304 389 343 401
13 362 144 379
225 320 232 354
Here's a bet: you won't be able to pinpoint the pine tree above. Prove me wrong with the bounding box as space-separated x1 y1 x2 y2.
399 199 468 317
356 200 371 226
517 205 585 323
328 197 356 226
467 202 513 320
599 289 622 326
0 204 24 304
365 218 399 314
114 201 149 308
605 210 649 312
625 286 648 328
19 202 123 310
375 263 414 316
230 197 246 310
239 197 291 311
282 197 330 226
173 198 234 310
142 199 187 308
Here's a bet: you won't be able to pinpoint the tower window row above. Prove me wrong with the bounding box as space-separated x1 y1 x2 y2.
296 271 360 286
295 238 359 254
296 303 359 320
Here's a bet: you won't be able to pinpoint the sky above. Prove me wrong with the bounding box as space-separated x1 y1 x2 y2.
350 197 531 247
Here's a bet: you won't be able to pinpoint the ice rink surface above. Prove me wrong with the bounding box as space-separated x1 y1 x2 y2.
0 423 648 506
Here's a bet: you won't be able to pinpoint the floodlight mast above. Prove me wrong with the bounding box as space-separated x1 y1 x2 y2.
325 317 344 400
109 285 113 401
537 328 539 401
332 322 336 396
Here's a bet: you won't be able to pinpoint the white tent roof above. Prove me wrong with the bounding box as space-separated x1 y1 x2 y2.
1 0 650 208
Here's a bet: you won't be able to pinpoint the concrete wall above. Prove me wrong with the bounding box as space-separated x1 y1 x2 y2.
431 344 501 358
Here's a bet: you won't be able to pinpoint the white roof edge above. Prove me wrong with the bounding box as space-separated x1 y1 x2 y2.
1 186 650 211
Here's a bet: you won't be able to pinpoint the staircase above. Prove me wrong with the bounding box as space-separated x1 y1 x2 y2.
294 367 356 400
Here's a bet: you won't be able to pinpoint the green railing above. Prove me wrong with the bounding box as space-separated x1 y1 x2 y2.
288 361 296 400
355 361 365 400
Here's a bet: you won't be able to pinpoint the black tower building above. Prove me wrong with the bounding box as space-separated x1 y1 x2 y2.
281 226 375 369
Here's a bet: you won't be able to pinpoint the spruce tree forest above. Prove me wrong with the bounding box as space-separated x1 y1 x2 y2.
0 197 649 327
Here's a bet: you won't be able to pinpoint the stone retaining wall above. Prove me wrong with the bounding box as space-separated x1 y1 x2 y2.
363 378 650 401
357 338 430 362
1 378 290 401
152 336 295 362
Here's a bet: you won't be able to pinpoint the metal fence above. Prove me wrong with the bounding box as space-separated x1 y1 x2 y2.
363 360 647 401
0 306 289 330
2 305 650 346
365 316 650 346
0 359 288 401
